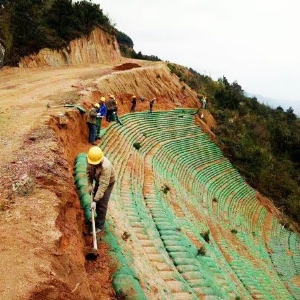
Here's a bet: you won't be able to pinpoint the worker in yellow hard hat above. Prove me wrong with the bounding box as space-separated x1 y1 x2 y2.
87 103 100 145
131 95 137 113
105 94 117 122
96 97 107 138
87 146 116 234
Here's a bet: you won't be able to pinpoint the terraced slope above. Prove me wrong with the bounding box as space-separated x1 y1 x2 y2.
75 110 300 299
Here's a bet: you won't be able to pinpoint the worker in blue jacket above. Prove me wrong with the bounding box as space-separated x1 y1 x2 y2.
96 97 107 138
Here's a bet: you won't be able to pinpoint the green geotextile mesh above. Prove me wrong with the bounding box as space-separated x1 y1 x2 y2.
173 107 198 114
112 274 146 300
104 111 300 299
103 227 147 300
74 153 146 300
74 153 94 221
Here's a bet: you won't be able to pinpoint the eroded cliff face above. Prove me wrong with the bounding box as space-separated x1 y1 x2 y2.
19 27 122 68
94 62 198 106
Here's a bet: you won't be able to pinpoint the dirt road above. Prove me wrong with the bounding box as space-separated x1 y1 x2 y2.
0 64 120 299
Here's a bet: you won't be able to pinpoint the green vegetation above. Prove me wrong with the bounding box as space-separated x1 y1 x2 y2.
1 1 299 228
121 231 131 241
0 1 160 65
117 30 160 61
197 246 206 256
201 230 210 243
167 63 300 226
162 184 170 194
133 142 141 150
0 0 114 65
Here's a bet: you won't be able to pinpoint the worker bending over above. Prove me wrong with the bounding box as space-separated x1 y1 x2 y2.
87 146 116 233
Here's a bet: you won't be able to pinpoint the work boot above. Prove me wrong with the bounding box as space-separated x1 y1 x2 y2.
90 142 97 145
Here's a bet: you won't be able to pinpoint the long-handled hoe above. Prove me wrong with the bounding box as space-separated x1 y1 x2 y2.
46 103 86 114
85 196 99 260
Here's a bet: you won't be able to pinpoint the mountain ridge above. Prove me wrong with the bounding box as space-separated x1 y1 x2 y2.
246 91 300 116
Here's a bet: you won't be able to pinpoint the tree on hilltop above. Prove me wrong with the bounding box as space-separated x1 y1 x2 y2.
0 0 114 65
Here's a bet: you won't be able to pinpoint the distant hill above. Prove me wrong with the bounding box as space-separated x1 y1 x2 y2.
246 92 300 116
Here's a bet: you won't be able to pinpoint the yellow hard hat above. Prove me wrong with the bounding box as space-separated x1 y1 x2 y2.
87 146 104 165
110 94 114 99
100 97 105 102
94 103 100 108
133 95 136 98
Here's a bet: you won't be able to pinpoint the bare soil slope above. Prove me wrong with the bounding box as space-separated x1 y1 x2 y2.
0 58 202 299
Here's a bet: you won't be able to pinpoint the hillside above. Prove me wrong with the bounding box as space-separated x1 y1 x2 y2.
0 27 299 300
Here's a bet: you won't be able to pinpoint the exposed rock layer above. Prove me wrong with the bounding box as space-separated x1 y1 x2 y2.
19 28 122 68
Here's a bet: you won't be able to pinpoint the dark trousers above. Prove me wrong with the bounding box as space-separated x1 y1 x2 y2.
96 117 102 137
87 122 97 143
93 181 115 229
131 104 136 112
106 110 113 122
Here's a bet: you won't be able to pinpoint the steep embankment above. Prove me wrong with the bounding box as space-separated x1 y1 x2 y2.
98 111 300 299
19 27 122 68
0 27 203 299
2 25 298 300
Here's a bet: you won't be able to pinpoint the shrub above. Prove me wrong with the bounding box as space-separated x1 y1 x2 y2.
197 246 206 256
162 185 170 194
201 230 210 243
121 231 131 241
133 142 141 150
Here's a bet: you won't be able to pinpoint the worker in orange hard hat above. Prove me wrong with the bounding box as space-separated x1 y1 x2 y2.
86 103 100 145
87 146 116 234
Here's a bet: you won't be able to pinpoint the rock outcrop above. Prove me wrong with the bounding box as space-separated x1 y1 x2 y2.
19 27 122 68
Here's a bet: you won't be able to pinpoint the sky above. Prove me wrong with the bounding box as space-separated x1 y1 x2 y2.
97 0 300 114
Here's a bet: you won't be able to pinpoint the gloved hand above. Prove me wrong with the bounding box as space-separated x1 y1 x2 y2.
87 184 93 195
96 113 101 118
90 201 96 211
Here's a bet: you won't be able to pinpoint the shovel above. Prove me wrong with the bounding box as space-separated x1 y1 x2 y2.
85 196 99 260
46 103 86 114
